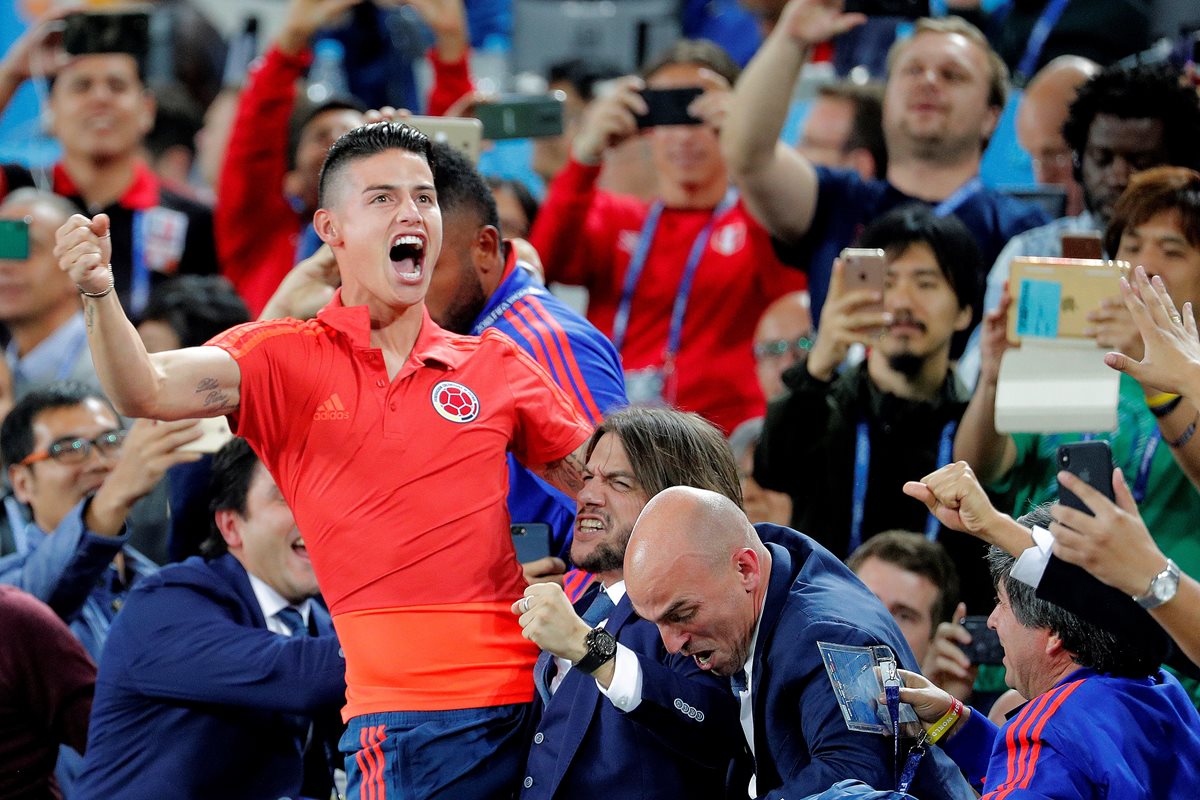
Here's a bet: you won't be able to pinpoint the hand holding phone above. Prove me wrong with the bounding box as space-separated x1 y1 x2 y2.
1056 441 1115 516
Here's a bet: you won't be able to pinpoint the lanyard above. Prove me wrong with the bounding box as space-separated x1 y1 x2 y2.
850 419 957 554
1080 426 1159 504
932 177 983 218
130 210 151 317
611 189 738 356
1016 0 1072 80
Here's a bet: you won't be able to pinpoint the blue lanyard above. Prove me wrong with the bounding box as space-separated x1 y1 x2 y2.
1016 0 1072 80
932 177 983 218
611 189 738 356
1080 426 1159 504
130 210 151 317
850 419 957 554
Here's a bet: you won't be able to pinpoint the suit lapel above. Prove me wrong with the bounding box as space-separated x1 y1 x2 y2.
751 542 795 789
212 554 269 629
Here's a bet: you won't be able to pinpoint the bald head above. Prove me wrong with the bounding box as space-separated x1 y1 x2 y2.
625 487 770 676
1017 56 1099 214
627 487 757 580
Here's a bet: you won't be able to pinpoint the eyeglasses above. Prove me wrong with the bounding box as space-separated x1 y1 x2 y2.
19 430 127 466
754 336 814 360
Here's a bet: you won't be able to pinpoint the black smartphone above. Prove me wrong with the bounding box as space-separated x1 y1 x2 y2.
844 0 930 18
1056 441 1115 516
636 87 704 129
511 523 552 563
63 9 151 58
960 616 1004 665
0 219 30 260
475 95 565 140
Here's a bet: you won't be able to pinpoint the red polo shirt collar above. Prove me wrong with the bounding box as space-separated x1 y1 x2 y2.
316 289 470 369
52 160 160 210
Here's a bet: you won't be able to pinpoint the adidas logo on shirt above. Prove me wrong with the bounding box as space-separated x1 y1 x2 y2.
313 393 350 421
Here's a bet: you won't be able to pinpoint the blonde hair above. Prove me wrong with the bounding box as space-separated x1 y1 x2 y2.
886 16 1010 110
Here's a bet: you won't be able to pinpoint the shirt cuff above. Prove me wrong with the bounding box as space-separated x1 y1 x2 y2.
1011 525 1054 588
597 643 643 712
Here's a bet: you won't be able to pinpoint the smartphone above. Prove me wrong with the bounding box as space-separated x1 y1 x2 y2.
405 116 483 164
840 247 886 313
474 94 565 140
636 87 704 129
63 8 151 57
960 616 1004 665
511 523 552 563
0 219 30 260
1056 440 1115 515
844 0 930 17
178 416 234 454
1061 231 1103 260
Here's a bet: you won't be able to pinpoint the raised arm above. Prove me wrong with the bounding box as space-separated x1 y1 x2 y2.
55 213 241 420
953 293 1017 482
721 0 864 242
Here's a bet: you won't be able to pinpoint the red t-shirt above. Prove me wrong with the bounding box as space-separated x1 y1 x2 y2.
207 294 591 717
530 159 808 433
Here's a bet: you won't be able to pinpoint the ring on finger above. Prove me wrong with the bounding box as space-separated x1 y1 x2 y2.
1172 314 1184 325
521 597 530 614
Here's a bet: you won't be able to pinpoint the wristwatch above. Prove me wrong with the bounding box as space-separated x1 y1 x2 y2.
1133 559 1180 610
574 627 618 674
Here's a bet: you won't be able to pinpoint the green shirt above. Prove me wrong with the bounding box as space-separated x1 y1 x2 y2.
993 374 1200 579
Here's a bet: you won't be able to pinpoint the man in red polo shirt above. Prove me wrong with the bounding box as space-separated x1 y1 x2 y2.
54 122 593 799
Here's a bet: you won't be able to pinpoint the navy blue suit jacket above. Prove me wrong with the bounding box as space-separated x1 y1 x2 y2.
747 524 974 800
76 554 346 800
521 591 741 799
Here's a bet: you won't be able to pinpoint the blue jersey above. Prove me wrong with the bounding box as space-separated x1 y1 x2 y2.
472 249 626 577
945 667 1200 798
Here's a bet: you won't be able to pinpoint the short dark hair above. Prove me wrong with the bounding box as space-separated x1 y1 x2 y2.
854 205 984 314
138 275 251 348
991 506 1159 678
547 58 623 102
317 122 437 208
1 382 119 469
431 142 499 231
287 96 367 170
640 39 740 88
817 81 887 177
145 84 204 160
1063 63 1200 172
847 530 960 625
487 176 539 236
586 407 743 507
201 437 261 558
1104 166 1200 256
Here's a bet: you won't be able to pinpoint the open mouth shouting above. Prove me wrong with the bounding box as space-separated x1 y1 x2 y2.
692 650 716 670
291 536 310 561
389 234 426 284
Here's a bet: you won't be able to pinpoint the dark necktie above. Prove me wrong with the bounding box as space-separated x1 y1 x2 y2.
731 668 749 695
276 606 309 638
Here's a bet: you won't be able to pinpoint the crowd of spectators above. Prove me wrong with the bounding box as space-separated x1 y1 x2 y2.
3 0 1200 798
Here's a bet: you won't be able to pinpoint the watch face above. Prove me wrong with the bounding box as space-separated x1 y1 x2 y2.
591 628 618 659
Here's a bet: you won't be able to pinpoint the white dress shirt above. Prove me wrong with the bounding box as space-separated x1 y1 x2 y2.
550 581 629 696
248 573 312 635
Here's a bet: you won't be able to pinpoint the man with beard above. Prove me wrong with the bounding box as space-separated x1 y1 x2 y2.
754 206 993 611
511 407 743 799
